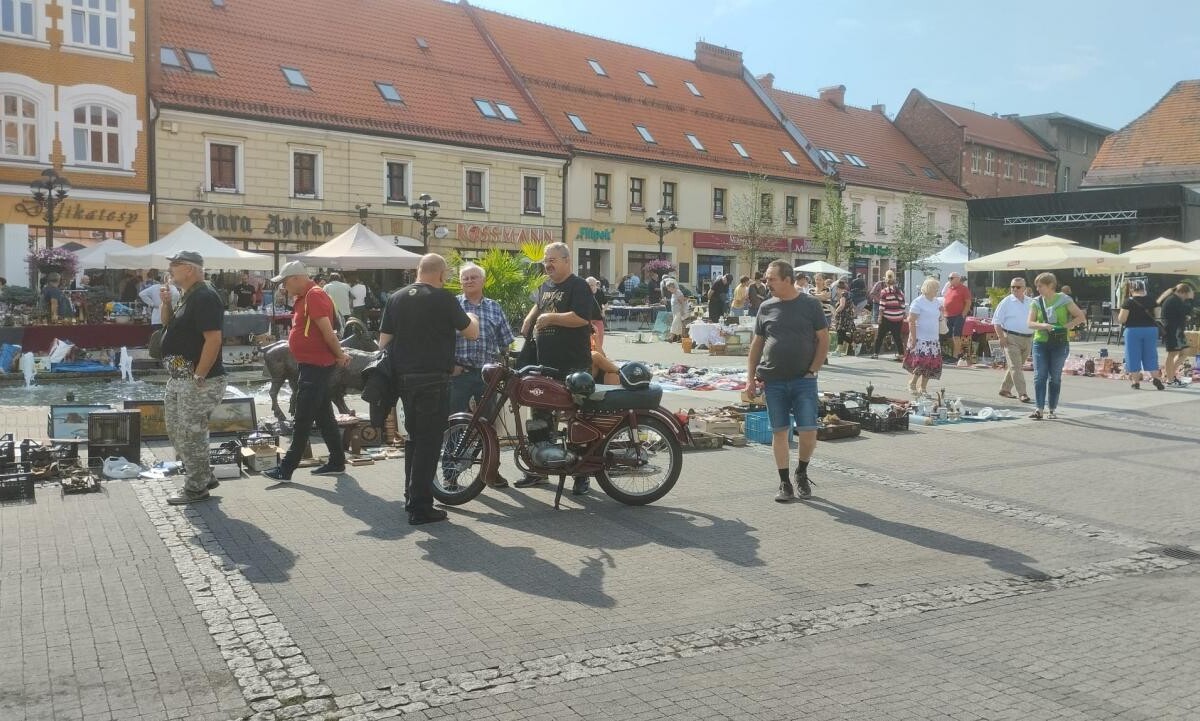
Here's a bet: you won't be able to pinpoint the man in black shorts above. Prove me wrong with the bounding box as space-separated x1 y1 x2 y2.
377 254 479 525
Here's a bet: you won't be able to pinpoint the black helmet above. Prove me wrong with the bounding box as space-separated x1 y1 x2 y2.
565 371 596 398
618 362 653 390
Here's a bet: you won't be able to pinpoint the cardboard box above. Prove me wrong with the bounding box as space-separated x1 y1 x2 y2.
212 463 241 479
240 445 279 472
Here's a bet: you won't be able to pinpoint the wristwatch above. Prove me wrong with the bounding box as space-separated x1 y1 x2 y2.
194 373 206 385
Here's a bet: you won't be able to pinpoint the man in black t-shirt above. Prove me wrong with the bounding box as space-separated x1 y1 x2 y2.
158 251 227 506
378 254 478 525
232 273 256 309
515 242 594 494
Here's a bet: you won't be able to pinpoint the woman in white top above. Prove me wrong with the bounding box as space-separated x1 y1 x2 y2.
666 280 689 343
903 277 945 395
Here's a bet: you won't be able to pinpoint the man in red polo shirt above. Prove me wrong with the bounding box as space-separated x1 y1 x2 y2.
941 272 973 360
263 261 351 482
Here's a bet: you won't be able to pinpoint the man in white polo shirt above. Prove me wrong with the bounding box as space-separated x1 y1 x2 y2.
992 276 1035 403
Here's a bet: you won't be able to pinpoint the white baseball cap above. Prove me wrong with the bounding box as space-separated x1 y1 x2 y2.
270 260 310 283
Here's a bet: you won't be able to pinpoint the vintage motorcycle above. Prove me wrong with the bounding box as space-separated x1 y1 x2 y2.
435 362 691 508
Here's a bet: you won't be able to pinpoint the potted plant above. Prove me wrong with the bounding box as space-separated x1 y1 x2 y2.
27 247 79 280
643 258 676 277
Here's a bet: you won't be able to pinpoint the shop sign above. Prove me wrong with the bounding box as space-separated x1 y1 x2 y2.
13 199 140 227
575 226 615 242
455 223 557 245
693 232 813 254
858 244 891 257
188 208 335 238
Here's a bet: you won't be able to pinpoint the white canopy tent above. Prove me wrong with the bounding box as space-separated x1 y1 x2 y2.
72 238 134 269
288 223 422 269
794 260 849 277
906 239 972 293
107 221 273 270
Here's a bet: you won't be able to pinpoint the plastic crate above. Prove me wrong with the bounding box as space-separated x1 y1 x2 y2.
0 433 13 466
744 411 773 444
0 464 35 504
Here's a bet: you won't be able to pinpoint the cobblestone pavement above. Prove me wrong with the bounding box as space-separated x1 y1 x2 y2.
2 337 1199 720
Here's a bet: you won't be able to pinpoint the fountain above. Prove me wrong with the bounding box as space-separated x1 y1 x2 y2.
20 352 35 388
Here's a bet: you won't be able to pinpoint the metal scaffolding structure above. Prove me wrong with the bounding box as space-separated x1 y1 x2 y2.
1002 210 1138 226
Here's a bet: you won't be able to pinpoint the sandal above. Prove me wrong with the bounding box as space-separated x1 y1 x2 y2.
1029 410 1043 420
998 390 1016 399
1019 395 1032 403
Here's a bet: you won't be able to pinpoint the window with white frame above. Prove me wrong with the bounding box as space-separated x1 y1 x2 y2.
712 187 725 218
1003 156 1013 179
72 103 119 166
207 140 240 192
1 93 37 159
385 160 408 203
68 0 122 52
809 198 821 227
1018 159 1027 182
522 174 542 215
970 147 980 174
851 202 862 230
1035 161 1048 186
464 167 488 211
291 149 320 198
984 150 994 176
1 0 38 39
876 205 886 234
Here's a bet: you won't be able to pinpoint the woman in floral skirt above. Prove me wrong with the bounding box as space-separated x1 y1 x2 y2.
832 279 857 356
903 277 944 395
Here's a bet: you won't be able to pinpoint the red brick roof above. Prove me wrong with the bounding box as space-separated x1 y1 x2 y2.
925 95 1056 161
468 7 825 183
153 0 566 157
768 88 968 200
1083 80 1200 187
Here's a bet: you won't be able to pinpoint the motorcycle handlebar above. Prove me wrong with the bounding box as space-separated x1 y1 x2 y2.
514 364 561 378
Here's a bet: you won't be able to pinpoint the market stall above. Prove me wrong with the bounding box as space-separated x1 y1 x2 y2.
19 323 155 353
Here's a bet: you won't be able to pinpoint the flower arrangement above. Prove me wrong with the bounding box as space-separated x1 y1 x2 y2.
27 247 79 277
643 258 676 275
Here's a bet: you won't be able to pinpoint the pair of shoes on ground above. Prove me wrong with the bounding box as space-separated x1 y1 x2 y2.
775 472 814 503
1029 409 1059 421
262 462 345 482
999 391 1034 403
514 474 589 495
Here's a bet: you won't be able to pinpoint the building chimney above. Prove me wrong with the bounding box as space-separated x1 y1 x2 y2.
871 103 886 115
819 84 846 110
694 41 743 77
756 73 774 90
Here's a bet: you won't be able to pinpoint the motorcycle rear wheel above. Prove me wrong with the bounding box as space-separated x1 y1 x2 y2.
594 416 682 506
433 419 487 505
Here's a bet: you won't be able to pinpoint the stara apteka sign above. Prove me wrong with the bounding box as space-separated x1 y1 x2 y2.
186 207 336 238
11 198 141 228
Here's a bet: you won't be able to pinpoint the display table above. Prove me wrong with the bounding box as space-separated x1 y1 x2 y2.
605 305 660 330
223 313 271 338
963 317 996 336
20 323 155 353
687 322 726 347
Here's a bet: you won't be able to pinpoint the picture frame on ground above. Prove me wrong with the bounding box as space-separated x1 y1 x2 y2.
48 404 112 439
123 397 257 438
123 400 167 440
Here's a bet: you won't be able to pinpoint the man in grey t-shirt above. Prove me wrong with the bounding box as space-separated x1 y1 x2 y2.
748 260 830 502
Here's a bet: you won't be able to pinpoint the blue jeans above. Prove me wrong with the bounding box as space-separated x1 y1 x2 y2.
764 376 819 432
448 369 486 414
1031 341 1069 410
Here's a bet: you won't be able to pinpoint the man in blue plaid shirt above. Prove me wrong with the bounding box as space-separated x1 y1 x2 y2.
451 262 516 487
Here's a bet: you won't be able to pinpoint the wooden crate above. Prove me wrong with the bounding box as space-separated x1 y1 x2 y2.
817 419 861 441
685 431 724 451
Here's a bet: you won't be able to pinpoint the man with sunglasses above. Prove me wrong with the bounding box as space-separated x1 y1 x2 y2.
992 277 1034 403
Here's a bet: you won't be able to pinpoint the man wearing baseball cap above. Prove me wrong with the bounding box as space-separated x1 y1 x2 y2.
262 261 351 482
160 250 227 505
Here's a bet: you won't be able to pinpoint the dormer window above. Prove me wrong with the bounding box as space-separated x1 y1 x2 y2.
845 153 867 167
587 59 607 76
160 47 183 68
474 99 498 118
185 50 215 74
376 82 404 104
731 141 749 159
495 102 519 121
634 124 655 144
637 71 655 86
566 113 589 133
819 149 841 164
282 67 310 88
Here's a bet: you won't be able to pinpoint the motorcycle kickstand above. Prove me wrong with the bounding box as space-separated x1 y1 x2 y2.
553 474 567 510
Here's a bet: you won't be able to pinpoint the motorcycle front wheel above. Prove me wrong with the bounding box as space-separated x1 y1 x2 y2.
433 419 487 505
594 416 682 506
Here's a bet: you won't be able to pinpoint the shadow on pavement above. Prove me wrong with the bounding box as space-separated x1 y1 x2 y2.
802 497 1046 578
281 474 414 541
416 521 617 608
196 497 297 583
1056 417 1200 445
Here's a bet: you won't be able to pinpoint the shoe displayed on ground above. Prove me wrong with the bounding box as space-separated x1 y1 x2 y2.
485 473 510 489
775 480 796 503
206 479 220 490
262 467 291 482
514 474 547 488
102 456 142 479
794 472 813 498
408 507 448 525
312 463 345 475
572 476 590 496
1152 378 1165 391
166 490 210 505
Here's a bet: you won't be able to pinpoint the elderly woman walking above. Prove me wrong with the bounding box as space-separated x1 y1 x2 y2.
1027 272 1086 419
666 279 689 343
903 277 944 395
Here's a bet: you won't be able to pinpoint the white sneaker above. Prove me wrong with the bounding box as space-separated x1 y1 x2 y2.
102 456 142 479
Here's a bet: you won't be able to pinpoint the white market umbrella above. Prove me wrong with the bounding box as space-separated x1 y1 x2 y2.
1116 237 1200 275
965 234 1122 273
107 221 272 270
795 260 849 276
73 238 134 268
288 223 422 269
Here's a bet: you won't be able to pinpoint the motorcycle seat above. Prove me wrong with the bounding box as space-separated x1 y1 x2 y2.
581 383 663 411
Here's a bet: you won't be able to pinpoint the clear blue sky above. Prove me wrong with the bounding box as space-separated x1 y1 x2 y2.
470 0 1200 131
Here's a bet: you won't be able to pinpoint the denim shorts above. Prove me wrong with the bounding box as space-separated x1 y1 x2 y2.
764 376 819 432
945 314 966 337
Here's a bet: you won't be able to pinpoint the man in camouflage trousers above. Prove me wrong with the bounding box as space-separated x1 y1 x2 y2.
158 251 228 505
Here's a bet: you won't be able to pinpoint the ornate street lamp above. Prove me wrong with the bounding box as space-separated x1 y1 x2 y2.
411 193 439 251
644 208 678 260
29 169 71 249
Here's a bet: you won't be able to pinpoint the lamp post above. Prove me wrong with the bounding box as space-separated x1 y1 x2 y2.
29 169 71 249
644 208 677 260
411 193 439 251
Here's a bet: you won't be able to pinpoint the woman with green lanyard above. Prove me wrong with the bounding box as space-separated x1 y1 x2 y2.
1026 272 1087 420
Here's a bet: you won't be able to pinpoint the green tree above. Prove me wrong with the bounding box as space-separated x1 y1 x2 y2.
810 176 860 267
443 243 546 328
729 173 784 273
891 192 940 289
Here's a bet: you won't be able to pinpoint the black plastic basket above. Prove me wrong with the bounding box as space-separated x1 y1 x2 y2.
0 433 13 466
0 464 35 504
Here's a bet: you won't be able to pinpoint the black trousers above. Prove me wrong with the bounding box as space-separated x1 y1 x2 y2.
281 363 346 472
397 373 450 513
874 318 904 355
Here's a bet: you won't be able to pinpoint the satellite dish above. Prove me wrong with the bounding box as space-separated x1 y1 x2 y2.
433 225 449 239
